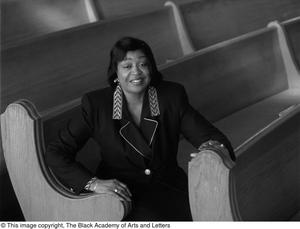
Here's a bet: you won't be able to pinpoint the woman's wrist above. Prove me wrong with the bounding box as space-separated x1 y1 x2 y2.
84 177 98 191
198 140 227 154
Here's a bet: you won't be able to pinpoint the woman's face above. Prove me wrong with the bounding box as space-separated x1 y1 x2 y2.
116 50 151 97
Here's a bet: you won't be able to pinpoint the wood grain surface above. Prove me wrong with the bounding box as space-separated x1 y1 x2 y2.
188 150 234 221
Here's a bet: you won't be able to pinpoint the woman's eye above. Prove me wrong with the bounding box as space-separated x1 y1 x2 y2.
140 63 148 67
122 65 131 69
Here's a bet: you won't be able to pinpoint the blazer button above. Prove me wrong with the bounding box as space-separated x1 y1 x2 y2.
144 169 151 175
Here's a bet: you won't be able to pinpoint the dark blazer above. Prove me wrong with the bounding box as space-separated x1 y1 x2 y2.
46 80 234 194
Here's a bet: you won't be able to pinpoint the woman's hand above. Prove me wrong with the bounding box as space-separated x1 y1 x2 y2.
90 178 132 203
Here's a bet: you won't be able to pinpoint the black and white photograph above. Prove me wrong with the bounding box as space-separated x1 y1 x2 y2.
0 0 300 225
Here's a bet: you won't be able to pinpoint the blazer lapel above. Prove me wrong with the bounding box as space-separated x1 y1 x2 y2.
114 86 160 167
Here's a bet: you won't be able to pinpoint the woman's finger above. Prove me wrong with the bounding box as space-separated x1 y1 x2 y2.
118 182 132 197
113 179 132 197
112 187 131 202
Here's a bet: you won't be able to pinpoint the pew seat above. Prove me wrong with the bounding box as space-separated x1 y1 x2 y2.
178 88 300 172
189 105 300 220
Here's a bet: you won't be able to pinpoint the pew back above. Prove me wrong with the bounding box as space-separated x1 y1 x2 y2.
1 7 182 113
94 0 195 19
1 0 95 47
179 0 300 49
161 27 288 122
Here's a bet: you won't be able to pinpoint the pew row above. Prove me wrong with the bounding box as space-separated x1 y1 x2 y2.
0 100 129 221
159 25 300 171
189 105 300 221
1 0 98 47
169 0 300 49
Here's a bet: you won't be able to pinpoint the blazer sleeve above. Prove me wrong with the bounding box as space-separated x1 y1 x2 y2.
178 85 236 161
45 94 95 194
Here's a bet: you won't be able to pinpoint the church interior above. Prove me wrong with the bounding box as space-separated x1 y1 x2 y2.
1 0 300 221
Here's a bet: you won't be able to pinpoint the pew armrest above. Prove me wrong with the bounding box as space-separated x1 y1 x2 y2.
188 149 238 221
1 101 127 221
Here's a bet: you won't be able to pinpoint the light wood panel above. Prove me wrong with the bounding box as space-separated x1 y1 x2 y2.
0 101 127 221
189 150 235 221
179 0 300 49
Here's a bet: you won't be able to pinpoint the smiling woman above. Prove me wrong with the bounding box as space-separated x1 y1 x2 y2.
45 37 235 221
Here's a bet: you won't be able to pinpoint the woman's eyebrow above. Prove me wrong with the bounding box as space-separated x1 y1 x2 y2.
123 55 147 61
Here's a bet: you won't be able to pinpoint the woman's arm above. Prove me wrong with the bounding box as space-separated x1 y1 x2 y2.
45 95 95 194
178 85 236 161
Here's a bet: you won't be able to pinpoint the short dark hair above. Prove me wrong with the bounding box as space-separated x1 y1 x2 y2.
107 37 163 87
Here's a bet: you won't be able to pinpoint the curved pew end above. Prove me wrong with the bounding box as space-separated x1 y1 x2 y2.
188 149 238 221
267 21 300 88
0 100 128 221
164 1 195 55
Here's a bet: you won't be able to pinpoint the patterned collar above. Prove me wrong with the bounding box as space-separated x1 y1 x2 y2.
112 85 160 120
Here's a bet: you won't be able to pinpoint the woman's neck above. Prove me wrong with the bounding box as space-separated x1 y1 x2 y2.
123 91 145 106
123 91 145 126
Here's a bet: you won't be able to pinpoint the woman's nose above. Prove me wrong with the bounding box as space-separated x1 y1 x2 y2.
132 65 141 74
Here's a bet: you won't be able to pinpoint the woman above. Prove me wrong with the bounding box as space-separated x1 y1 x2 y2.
46 37 235 221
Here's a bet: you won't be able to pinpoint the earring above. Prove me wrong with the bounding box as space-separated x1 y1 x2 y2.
113 78 119 83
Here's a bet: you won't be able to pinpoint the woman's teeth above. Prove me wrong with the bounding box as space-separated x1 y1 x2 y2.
130 79 142 84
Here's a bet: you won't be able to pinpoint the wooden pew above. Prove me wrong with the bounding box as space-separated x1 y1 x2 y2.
0 99 129 221
169 0 300 49
189 105 300 220
160 25 300 172
281 17 300 73
1 0 98 47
